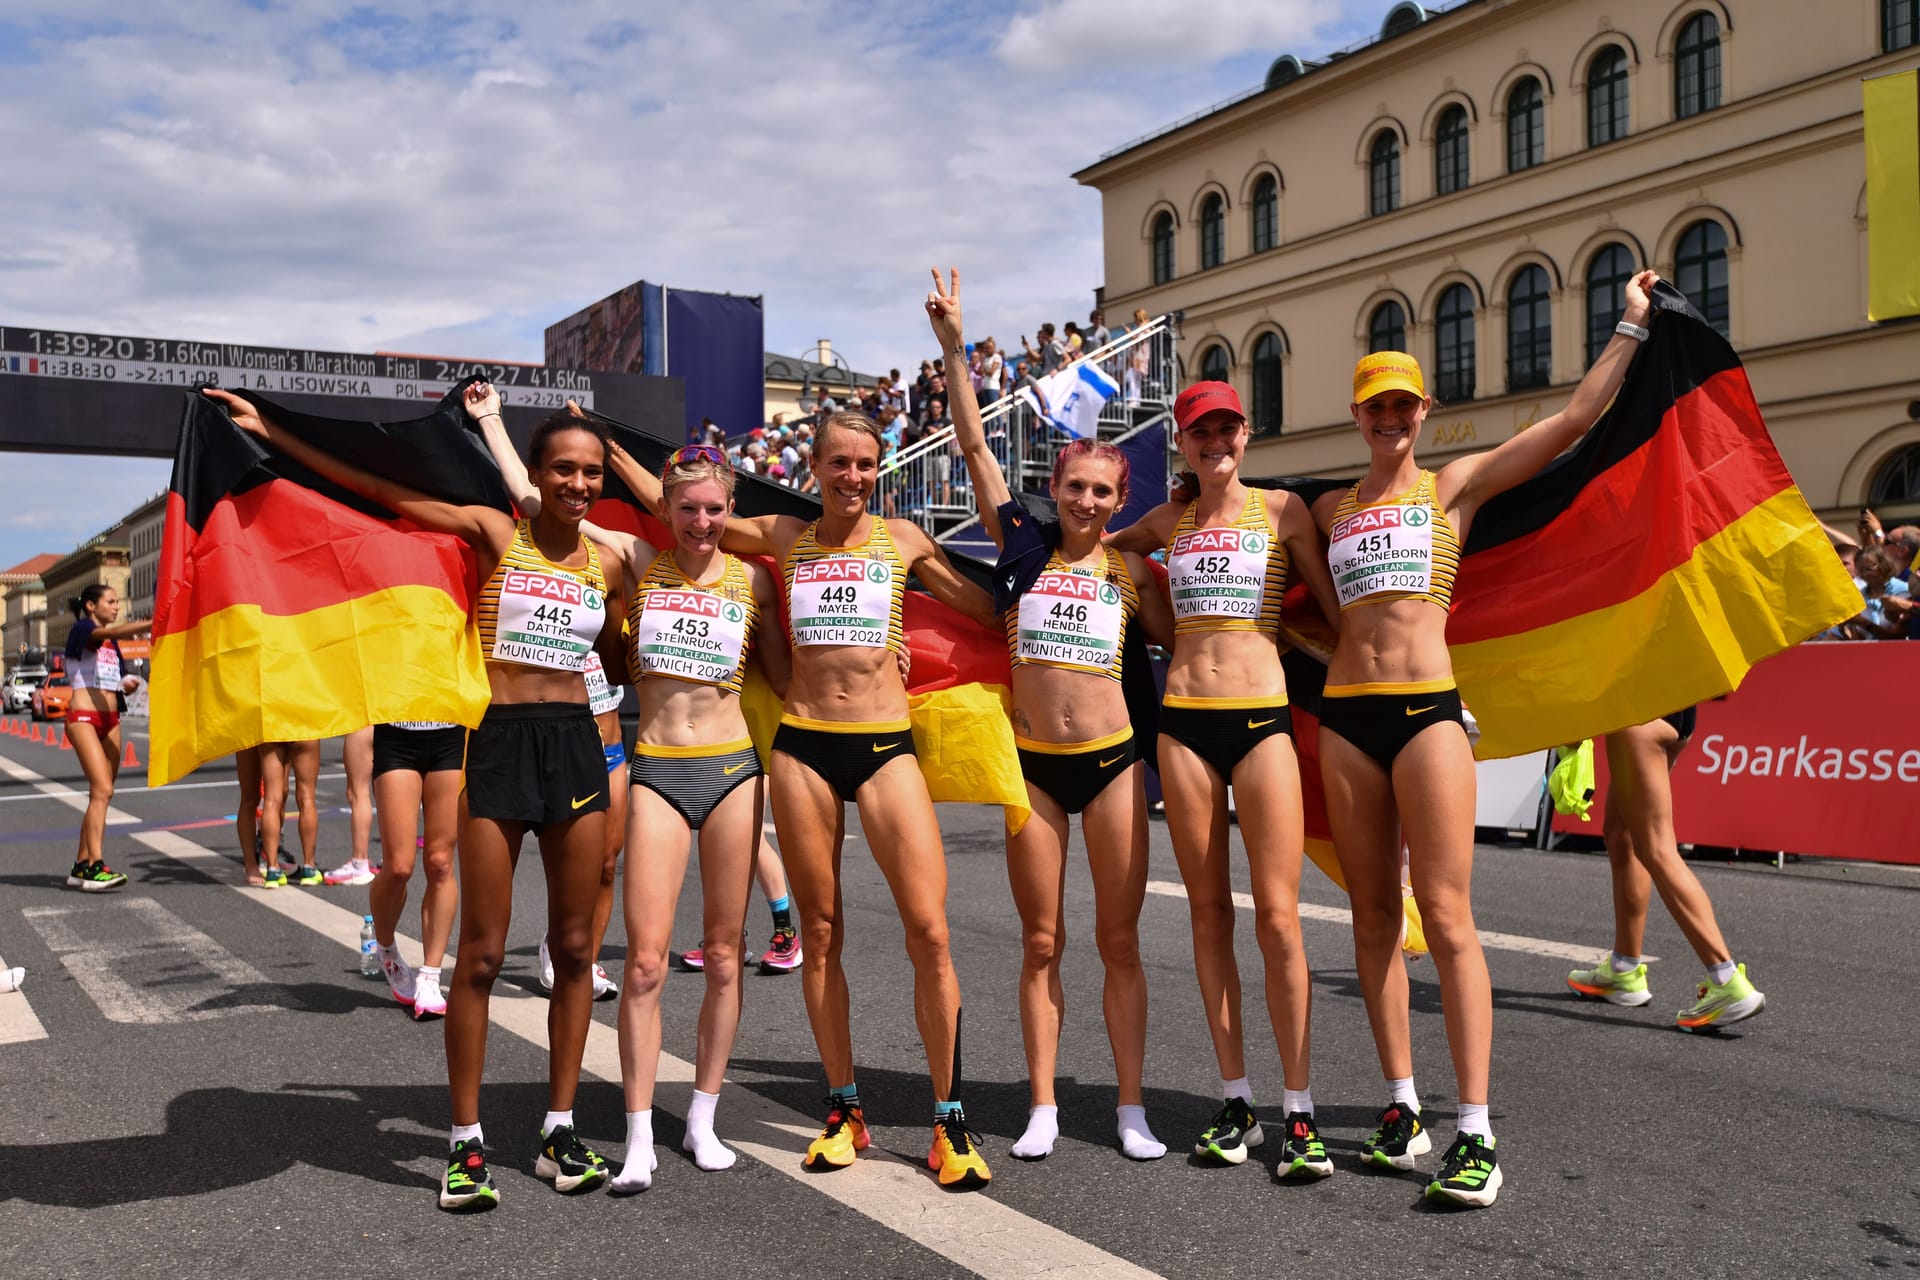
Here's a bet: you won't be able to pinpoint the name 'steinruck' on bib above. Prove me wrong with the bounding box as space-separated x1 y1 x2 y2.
789 557 896 648
636 588 751 683
1327 505 1434 608
491 570 604 669
1167 526 1270 621
1017 571 1124 670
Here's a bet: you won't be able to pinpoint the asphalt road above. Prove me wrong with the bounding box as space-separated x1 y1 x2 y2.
0 716 1916 1279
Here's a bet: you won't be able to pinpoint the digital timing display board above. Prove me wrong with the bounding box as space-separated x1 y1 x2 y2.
0 325 683 457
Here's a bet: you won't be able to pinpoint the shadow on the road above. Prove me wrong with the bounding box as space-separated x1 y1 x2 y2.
0 1081 556 1208
0 872 68 890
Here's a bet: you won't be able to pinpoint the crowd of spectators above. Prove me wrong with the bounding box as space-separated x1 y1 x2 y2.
1827 509 1919 640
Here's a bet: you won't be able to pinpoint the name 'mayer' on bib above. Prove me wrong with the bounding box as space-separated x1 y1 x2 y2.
635 588 751 684
1167 526 1271 622
1016 570 1124 672
789 556 897 648
490 569 605 670
1327 503 1435 609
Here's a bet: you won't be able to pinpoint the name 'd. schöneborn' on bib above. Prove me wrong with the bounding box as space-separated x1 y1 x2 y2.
1017 570 1124 670
490 569 604 669
1327 504 1434 608
789 557 896 647
1168 526 1270 621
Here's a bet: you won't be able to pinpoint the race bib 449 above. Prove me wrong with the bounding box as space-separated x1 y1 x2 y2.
790 558 894 648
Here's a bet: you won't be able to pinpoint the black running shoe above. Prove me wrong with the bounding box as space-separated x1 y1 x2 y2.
1277 1111 1333 1180
1426 1132 1502 1207
1194 1097 1263 1165
1360 1102 1432 1171
439 1138 499 1211
533 1124 609 1194
66 860 127 892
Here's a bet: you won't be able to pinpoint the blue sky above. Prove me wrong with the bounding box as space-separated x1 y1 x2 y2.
0 0 1391 573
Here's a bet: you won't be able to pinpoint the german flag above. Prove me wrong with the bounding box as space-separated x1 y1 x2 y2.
1447 284 1859 758
149 387 503 786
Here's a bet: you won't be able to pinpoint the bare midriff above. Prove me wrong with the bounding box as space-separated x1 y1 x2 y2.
1325 598 1454 687
1162 629 1286 702
632 676 749 749
784 646 908 723
1010 665 1129 743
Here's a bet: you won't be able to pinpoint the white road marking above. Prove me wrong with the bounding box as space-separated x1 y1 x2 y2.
0 739 1149 1280
21 897 282 1025
1143 879 1642 964
0 751 140 824
0 950 48 1045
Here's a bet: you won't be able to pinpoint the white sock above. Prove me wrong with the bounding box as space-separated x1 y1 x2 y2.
416 965 441 988
612 1110 658 1191
1456 1102 1491 1140
1708 958 1737 985
378 941 400 959
0 966 23 994
449 1122 483 1150
1282 1088 1313 1117
1221 1076 1253 1105
1116 1104 1165 1160
1010 1104 1059 1159
349 857 370 872
681 1089 736 1171
1611 952 1641 973
1388 1076 1420 1112
541 1109 573 1137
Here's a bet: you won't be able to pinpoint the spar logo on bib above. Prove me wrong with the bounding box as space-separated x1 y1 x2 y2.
1241 531 1268 556
721 600 746 624
1402 507 1430 529
1171 527 1243 556
1329 506 1404 543
1098 581 1121 607
866 561 891 584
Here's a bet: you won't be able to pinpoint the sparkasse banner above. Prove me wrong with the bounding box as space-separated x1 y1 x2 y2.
1553 641 1919 865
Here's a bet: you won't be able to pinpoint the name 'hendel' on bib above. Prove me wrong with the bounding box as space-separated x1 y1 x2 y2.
1009 547 1136 680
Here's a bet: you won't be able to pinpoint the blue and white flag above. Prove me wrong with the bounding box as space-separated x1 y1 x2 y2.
1027 361 1119 440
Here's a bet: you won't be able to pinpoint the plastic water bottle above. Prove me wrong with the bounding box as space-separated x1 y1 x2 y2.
359 916 380 977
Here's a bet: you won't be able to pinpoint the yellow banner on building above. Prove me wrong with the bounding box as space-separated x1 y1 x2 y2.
1866 69 1920 322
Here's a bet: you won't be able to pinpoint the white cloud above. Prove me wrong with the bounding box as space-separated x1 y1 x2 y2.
997 0 1340 72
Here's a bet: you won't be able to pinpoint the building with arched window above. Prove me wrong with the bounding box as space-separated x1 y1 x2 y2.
1076 0 1920 523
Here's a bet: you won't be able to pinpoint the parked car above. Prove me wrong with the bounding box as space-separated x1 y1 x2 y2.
30 673 70 721
1 670 45 713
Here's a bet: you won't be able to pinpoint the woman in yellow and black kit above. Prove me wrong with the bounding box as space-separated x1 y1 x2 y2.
1310 267 1662 1209
606 398 1000 1191
1107 380 1343 1177
208 387 627 1212
927 269 1176 1162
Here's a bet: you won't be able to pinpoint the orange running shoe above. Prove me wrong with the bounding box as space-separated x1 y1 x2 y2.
928 1108 991 1190
804 1096 869 1171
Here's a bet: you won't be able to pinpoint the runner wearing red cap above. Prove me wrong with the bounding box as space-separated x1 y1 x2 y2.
1108 379 1343 1177
1309 270 1662 1208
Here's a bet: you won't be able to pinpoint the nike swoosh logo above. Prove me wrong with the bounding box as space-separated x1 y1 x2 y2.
871 740 902 754
1405 705 1436 716
1246 717 1277 729
1098 754 1126 768
722 762 749 776
570 792 601 810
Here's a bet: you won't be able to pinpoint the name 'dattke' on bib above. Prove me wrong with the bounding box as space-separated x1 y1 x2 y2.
1168 526 1271 622
1018 571 1124 670
1327 504 1435 608
790 557 895 648
491 569 603 670
636 589 750 684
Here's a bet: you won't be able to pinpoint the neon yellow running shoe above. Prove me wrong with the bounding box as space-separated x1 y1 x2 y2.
1676 963 1765 1032
1566 954 1652 1006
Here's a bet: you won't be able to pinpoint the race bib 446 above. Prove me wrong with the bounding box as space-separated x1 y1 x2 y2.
1017 571 1123 670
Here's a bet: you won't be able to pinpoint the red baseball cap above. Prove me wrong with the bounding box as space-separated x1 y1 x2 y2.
1174 381 1244 432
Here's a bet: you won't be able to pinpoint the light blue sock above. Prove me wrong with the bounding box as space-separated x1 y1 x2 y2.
830 1081 860 1106
935 1099 964 1122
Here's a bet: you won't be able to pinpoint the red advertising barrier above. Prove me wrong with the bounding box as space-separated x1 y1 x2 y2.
1553 641 1920 865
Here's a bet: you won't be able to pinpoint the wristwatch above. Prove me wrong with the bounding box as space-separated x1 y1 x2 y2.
1615 320 1651 342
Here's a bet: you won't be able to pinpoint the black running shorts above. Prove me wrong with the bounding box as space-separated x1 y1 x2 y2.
463 703 609 828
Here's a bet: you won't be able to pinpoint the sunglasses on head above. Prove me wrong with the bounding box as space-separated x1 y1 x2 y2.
668 444 727 467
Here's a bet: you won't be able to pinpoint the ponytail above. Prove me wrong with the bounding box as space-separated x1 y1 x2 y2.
71 584 110 619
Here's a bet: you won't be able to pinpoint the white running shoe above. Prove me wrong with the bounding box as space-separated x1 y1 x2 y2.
0 966 23 994
381 950 417 1007
323 859 375 886
591 964 618 1001
411 973 447 1020
538 935 555 993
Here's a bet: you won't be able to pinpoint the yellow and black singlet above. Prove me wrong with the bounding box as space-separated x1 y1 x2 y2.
782 517 909 657
628 551 759 695
474 520 607 670
1325 469 1460 612
1164 489 1288 636
1006 545 1137 681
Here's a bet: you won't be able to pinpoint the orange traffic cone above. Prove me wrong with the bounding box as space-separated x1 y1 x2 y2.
57 725 72 750
29 722 42 743
122 737 141 769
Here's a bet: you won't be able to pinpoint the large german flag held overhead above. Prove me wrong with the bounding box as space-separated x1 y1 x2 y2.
150 387 507 786
1448 282 1859 758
